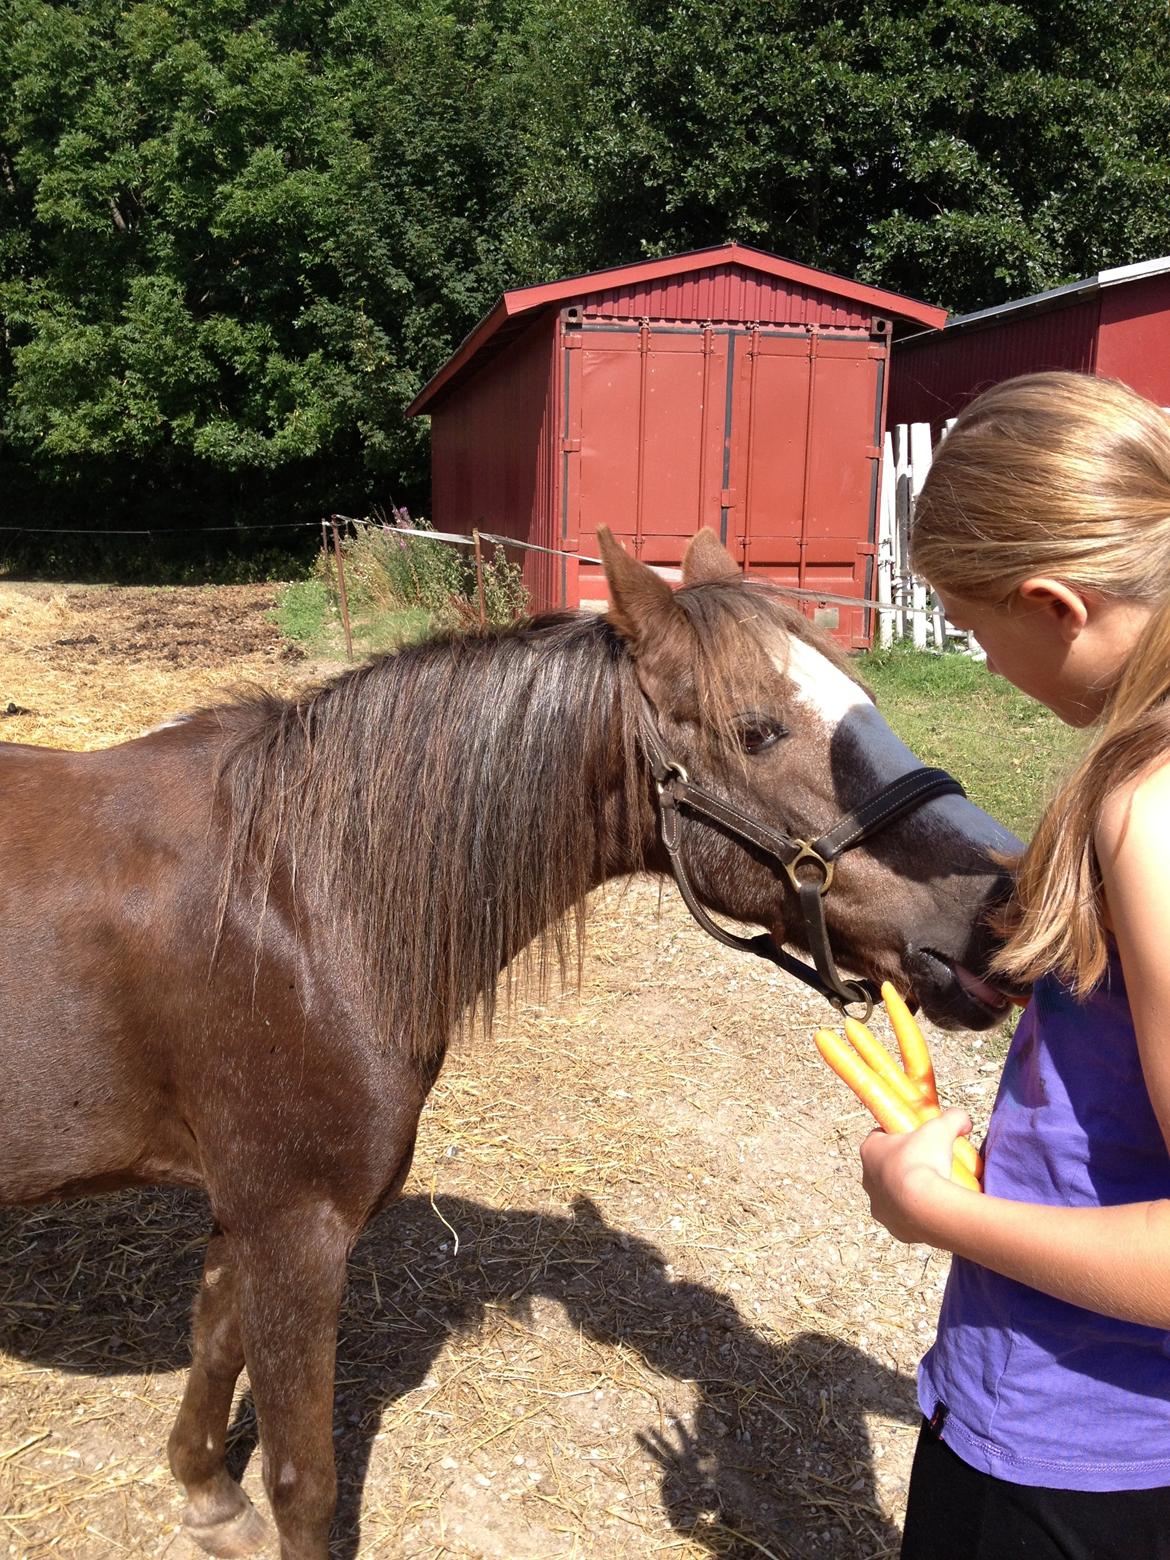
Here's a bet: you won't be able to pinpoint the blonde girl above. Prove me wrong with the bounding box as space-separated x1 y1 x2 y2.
861 372 1170 1559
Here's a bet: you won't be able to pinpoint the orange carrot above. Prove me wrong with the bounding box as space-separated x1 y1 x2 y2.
881 981 938 1107
814 1028 928 1136
816 1002 984 1191
843 1016 932 1108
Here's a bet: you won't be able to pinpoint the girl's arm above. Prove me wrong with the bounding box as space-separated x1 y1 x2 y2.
860 758 1170 1330
861 1113 1170 1326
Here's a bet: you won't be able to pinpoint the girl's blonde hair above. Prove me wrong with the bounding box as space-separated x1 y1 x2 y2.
910 372 1170 994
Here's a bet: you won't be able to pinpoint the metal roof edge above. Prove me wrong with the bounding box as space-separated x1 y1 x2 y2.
895 255 1170 349
1098 255 1170 287
941 277 1096 333
408 243 946 414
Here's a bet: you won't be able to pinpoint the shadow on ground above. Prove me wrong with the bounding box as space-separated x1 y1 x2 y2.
0 1189 916 1557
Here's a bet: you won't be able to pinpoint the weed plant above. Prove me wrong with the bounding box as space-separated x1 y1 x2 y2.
279 512 530 656
328 513 527 628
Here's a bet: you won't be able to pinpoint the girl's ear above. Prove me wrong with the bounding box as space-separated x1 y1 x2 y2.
1016 578 1091 642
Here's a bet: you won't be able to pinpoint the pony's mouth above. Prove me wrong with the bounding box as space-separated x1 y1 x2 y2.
906 947 1017 1029
950 960 1013 1015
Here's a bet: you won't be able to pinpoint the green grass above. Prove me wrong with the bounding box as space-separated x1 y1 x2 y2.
858 644 1084 1056
275 578 432 658
858 643 1085 842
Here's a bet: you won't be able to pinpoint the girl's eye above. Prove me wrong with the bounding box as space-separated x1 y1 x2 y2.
736 717 788 755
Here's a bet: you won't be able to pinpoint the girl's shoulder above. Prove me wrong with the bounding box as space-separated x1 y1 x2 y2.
1095 754 1170 950
1097 752 1170 856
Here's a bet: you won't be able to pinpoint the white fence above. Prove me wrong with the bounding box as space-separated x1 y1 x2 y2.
876 420 977 654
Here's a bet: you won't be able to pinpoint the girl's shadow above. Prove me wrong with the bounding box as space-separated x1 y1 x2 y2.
0 1189 917 1557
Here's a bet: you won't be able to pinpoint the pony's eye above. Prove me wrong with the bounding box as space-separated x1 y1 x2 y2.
736 717 787 755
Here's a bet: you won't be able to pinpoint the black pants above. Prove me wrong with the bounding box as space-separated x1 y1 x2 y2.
901 1418 1170 1559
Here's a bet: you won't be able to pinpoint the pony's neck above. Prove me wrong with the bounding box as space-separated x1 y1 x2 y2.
224 614 654 1067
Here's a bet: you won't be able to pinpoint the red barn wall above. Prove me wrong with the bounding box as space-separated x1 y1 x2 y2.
888 297 1100 432
428 313 560 608
1096 274 1170 404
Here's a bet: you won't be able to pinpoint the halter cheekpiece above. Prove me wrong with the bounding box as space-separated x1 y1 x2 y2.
640 701 966 1023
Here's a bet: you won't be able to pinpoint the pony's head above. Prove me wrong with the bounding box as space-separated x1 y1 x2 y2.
600 526 1019 1030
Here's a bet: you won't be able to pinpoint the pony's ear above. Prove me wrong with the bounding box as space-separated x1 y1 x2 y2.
598 526 681 648
682 528 740 586
597 527 693 708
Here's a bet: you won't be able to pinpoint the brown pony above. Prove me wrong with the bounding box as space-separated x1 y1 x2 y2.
0 530 1016 1559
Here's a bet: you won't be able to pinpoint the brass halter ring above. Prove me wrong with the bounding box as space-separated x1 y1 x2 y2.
654 761 689 796
838 983 875 1023
783 840 835 896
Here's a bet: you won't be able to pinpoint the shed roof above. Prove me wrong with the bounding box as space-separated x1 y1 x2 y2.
408 243 946 415
899 255 1170 347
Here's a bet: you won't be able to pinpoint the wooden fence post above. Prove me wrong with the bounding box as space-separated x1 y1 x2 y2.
877 432 896 647
472 528 487 629
329 515 354 662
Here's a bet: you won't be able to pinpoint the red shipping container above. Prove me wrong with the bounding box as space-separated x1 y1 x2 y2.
408 245 944 647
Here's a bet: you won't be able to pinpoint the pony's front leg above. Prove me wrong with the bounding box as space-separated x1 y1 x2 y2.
236 1204 353 1560
169 1229 269 1557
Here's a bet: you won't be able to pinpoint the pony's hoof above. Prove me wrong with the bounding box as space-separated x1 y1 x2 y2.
183 1498 270 1557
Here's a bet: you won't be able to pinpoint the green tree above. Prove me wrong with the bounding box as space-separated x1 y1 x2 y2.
515 0 1170 310
2 0 1170 546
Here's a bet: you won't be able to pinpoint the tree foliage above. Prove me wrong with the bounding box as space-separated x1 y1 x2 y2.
2 0 1169 534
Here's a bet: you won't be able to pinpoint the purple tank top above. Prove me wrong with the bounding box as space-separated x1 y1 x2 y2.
919 949 1170 1491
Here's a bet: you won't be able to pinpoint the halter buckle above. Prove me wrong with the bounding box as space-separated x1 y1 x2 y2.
654 761 689 796
784 840 835 895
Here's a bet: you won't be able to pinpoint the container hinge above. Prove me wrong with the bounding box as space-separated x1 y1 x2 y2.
561 437 581 453
720 488 736 508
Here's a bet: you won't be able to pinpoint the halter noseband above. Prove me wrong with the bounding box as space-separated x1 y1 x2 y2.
640 705 966 1022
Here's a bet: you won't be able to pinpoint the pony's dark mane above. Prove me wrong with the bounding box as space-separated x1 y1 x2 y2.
218 612 646 1069
216 582 847 1069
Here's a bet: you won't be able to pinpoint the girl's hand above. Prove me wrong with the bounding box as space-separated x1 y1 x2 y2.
859 1108 977 1244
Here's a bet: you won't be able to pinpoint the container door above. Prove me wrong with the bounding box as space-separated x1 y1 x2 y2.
563 322 728 607
729 327 885 647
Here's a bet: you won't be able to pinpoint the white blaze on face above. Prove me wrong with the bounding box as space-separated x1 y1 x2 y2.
143 711 194 735
778 634 1018 854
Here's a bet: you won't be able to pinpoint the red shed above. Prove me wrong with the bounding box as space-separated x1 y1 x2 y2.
407 244 944 646
889 256 1170 433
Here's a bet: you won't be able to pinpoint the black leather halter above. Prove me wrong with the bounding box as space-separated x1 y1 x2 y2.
640 706 966 1022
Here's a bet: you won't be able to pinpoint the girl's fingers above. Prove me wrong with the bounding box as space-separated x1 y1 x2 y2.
880 981 939 1107
924 1107 984 1188
913 1102 984 1180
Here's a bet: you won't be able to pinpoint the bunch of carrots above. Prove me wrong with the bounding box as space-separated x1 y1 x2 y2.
814 983 983 1191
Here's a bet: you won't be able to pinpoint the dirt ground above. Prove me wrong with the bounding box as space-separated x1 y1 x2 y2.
0 583 1003 1559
